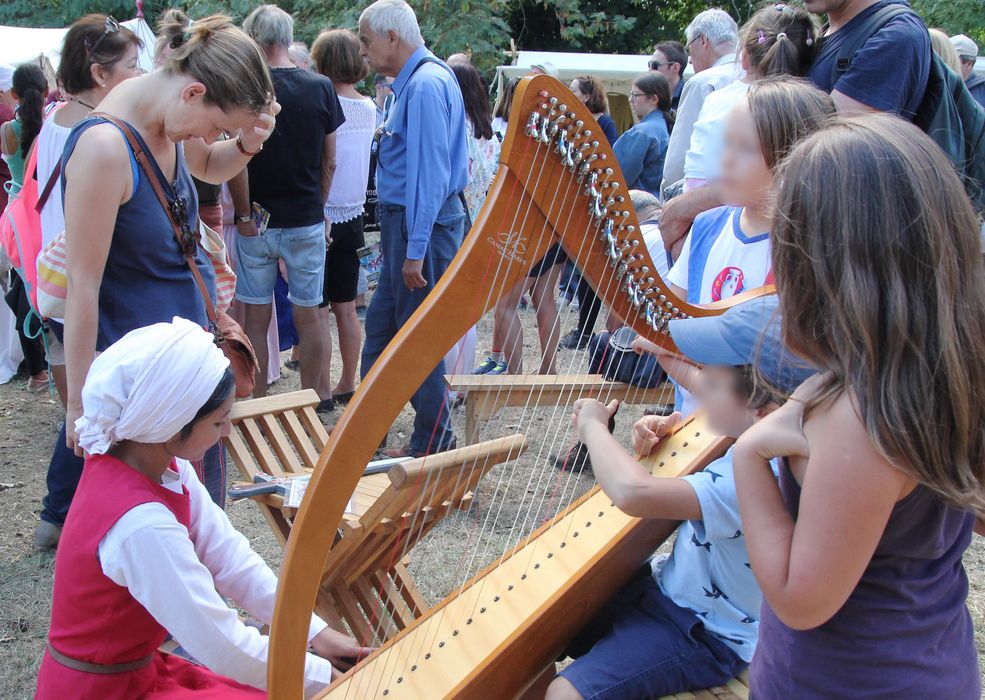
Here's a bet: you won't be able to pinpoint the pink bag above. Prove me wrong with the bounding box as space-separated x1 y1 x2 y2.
0 144 59 314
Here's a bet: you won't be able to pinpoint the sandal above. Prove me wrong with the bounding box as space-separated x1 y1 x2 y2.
331 391 355 405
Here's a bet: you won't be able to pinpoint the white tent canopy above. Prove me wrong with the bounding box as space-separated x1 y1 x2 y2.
0 17 157 74
497 50 656 97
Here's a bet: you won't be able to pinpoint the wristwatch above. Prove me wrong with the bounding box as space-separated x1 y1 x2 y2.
235 213 253 224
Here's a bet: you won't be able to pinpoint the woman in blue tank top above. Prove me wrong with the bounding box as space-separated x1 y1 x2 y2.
732 115 985 698
61 15 279 475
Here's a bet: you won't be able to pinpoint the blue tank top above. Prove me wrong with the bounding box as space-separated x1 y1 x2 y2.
751 460 979 699
62 117 216 350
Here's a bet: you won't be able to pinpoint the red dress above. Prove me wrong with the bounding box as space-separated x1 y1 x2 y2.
35 454 264 699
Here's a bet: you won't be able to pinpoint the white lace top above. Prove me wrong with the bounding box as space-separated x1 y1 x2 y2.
463 121 500 221
325 95 377 224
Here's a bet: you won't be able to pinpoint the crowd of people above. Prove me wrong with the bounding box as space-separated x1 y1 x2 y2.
0 0 984 697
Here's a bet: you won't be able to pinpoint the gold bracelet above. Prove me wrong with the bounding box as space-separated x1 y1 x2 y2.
236 134 262 157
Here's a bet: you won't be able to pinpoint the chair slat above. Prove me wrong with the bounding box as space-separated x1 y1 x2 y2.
239 417 285 479
259 413 305 475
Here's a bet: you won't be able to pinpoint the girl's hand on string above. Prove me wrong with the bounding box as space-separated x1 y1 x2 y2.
572 398 619 440
240 95 281 153
311 626 375 678
735 373 829 463
632 411 682 456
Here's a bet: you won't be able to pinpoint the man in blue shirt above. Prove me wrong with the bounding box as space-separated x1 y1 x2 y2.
358 0 469 457
805 0 930 120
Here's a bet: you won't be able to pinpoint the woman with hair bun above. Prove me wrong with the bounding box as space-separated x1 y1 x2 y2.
34 13 148 551
49 12 280 541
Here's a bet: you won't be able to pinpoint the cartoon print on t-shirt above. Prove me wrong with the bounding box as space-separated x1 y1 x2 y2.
712 266 745 301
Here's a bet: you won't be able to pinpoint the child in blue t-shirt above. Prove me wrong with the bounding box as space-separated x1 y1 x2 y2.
544 296 814 700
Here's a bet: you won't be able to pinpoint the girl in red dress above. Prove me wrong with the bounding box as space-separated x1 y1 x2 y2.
36 317 372 699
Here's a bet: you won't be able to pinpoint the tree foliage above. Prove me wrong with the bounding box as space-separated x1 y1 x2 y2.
1 0 981 73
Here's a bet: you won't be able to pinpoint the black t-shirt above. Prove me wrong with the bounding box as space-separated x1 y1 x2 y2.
248 67 345 228
807 0 930 121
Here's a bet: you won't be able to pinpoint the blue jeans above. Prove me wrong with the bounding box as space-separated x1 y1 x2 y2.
40 425 228 524
235 223 326 307
361 197 464 454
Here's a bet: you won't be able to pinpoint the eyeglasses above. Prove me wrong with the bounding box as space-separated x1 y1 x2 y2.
648 60 666 70
85 16 121 59
685 34 703 53
629 91 650 100
773 3 796 13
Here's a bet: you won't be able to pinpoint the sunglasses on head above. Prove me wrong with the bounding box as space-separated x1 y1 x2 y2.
84 16 121 59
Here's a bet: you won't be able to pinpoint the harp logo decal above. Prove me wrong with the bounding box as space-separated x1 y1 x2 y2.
488 230 529 265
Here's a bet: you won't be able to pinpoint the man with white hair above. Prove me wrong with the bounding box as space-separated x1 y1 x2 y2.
358 0 469 458
660 9 739 198
234 5 344 405
288 40 313 70
657 9 740 256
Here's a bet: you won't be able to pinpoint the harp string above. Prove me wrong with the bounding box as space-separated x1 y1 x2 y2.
352 103 565 696
403 99 592 677
336 83 678 697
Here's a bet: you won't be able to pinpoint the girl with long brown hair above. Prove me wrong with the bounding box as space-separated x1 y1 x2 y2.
733 114 985 698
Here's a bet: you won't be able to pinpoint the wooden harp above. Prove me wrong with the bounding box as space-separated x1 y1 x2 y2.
267 74 770 698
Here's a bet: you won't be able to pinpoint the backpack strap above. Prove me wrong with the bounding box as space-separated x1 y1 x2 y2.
35 160 61 213
830 3 914 85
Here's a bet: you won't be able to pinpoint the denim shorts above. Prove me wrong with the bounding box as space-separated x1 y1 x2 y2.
558 568 746 700
235 222 326 307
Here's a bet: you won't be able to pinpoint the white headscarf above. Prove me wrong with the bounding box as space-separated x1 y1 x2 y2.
76 317 231 455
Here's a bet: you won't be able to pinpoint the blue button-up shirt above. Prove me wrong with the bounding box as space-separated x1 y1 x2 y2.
613 109 670 200
377 46 469 260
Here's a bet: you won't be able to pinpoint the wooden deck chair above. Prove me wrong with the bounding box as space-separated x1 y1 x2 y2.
224 389 528 646
224 389 329 546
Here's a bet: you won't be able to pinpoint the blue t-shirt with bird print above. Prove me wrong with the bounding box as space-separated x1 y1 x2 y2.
651 448 776 662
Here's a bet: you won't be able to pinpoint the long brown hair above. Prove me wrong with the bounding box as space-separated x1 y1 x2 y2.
572 75 609 114
746 76 835 171
772 114 985 513
157 10 272 113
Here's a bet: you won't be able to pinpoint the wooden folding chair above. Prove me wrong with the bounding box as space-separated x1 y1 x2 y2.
224 389 527 645
224 389 329 546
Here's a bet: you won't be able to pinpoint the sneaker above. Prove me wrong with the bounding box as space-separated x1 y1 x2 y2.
473 356 507 375
557 329 590 351
551 439 592 473
34 520 62 551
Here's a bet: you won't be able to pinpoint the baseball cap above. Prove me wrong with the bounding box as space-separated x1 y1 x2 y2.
0 64 14 92
950 34 979 59
668 295 815 394
530 61 559 78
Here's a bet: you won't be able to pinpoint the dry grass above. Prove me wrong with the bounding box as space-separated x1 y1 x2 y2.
2 288 984 699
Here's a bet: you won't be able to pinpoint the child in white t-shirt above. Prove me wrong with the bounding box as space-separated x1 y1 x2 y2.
666 78 836 306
